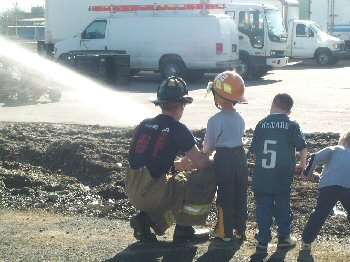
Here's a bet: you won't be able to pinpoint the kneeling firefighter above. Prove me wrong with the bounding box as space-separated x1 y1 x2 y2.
125 76 217 243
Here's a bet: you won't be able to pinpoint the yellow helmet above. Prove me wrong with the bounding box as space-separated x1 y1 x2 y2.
210 71 247 104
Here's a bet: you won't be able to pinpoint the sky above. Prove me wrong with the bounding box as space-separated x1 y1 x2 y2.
0 0 44 13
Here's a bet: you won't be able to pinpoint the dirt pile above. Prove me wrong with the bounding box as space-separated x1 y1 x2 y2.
0 122 348 240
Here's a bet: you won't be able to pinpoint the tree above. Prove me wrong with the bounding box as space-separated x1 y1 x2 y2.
0 5 44 36
0 6 26 35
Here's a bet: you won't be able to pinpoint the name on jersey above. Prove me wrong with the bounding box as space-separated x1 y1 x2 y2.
145 124 170 133
261 121 289 129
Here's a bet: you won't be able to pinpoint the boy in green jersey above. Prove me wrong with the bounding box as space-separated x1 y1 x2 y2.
250 93 308 253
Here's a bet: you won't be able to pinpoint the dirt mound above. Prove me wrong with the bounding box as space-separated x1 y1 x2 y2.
0 122 348 240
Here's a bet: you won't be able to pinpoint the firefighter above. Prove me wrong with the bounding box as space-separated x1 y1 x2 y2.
125 76 216 243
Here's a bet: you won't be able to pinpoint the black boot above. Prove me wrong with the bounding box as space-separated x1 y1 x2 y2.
172 224 210 243
130 212 157 242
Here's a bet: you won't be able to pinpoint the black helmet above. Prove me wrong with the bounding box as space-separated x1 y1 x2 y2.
150 76 193 105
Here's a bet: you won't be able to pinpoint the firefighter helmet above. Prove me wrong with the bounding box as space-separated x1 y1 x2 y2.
150 76 193 105
210 71 247 103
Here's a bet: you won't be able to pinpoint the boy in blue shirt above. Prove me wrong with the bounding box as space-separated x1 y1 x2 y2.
301 131 350 251
250 93 308 252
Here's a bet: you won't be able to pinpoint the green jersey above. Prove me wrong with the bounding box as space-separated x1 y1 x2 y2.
250 114 307 193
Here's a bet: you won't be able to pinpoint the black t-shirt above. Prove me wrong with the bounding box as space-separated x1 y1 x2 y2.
128 114 196 179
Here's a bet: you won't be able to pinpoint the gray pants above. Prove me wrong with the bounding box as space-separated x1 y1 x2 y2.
214 146 248 237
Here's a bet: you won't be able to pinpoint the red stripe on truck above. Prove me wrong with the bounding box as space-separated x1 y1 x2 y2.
89 4 224 12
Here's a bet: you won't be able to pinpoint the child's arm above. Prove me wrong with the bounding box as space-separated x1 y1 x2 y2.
302 147 332 179
202 118 217 155
295 147 307 175
298 147 308 169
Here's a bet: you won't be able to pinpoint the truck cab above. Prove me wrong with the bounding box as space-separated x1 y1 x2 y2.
288 20 346 65
224 3 289 79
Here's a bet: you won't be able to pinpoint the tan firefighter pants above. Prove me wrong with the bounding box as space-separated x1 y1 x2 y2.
125 166 216 234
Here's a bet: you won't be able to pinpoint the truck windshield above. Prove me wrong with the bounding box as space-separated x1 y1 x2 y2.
83 20 107 40
310 23 322 33
237 10 265 48
265 9 287 43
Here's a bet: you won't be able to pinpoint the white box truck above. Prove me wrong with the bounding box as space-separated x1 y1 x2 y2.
302 0 350 49
238 0 347 66
38 0 114 55
53 8 240 79
217 1 289 79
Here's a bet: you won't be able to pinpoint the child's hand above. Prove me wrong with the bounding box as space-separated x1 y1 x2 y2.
174 157 194 171
301 172 320 182
310 172 320 182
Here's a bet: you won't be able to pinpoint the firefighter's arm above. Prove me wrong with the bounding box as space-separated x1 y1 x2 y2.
184 145 212 170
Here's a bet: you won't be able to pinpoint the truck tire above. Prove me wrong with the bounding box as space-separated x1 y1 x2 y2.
252 66 269 79
315 50 332 66
187 70 204 82
236 57 251 80
329 56 339 65
161 60 187 79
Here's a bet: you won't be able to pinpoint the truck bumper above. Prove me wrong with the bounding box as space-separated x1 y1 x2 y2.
216 59 241 69
333 50 350 59
266 57 289 67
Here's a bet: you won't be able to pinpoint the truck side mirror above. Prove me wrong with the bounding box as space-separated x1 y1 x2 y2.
81 31 85 39
308 28 314 38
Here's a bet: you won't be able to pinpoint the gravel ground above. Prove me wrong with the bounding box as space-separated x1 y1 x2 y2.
0 122 349 261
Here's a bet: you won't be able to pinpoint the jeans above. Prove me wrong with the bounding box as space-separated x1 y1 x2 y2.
254 192 293 244
302 185 350 244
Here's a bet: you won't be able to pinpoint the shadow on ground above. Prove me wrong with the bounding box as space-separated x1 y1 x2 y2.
104 241 198 262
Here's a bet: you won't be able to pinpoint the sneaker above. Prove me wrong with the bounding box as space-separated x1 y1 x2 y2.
256 243 268 254
301 241 311 251
277 236 297 248
173 225 210 243
130 212 157 242
209 228 232 242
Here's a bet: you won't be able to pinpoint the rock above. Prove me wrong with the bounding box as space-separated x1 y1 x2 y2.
47 193 59 202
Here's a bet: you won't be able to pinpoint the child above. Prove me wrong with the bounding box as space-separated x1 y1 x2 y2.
250 93 308 252
301 131 350 251
203 70 249 242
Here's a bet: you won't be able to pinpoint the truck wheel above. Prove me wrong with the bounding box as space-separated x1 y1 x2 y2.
252 67 269 79
236 57 251 80
187 70 204 82
161 60 186 79
316 50 332 66
329 56 339 65
29 91 42 101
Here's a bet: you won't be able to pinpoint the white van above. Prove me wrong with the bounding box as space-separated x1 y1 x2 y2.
54 13 240 78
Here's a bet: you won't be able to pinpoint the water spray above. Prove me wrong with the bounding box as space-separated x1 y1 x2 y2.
0 37 155 126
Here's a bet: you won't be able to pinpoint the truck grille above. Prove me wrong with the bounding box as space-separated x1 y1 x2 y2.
338 43 345 51
271 50 286 57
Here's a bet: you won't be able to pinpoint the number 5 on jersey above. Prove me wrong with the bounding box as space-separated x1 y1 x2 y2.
262 140 277 169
